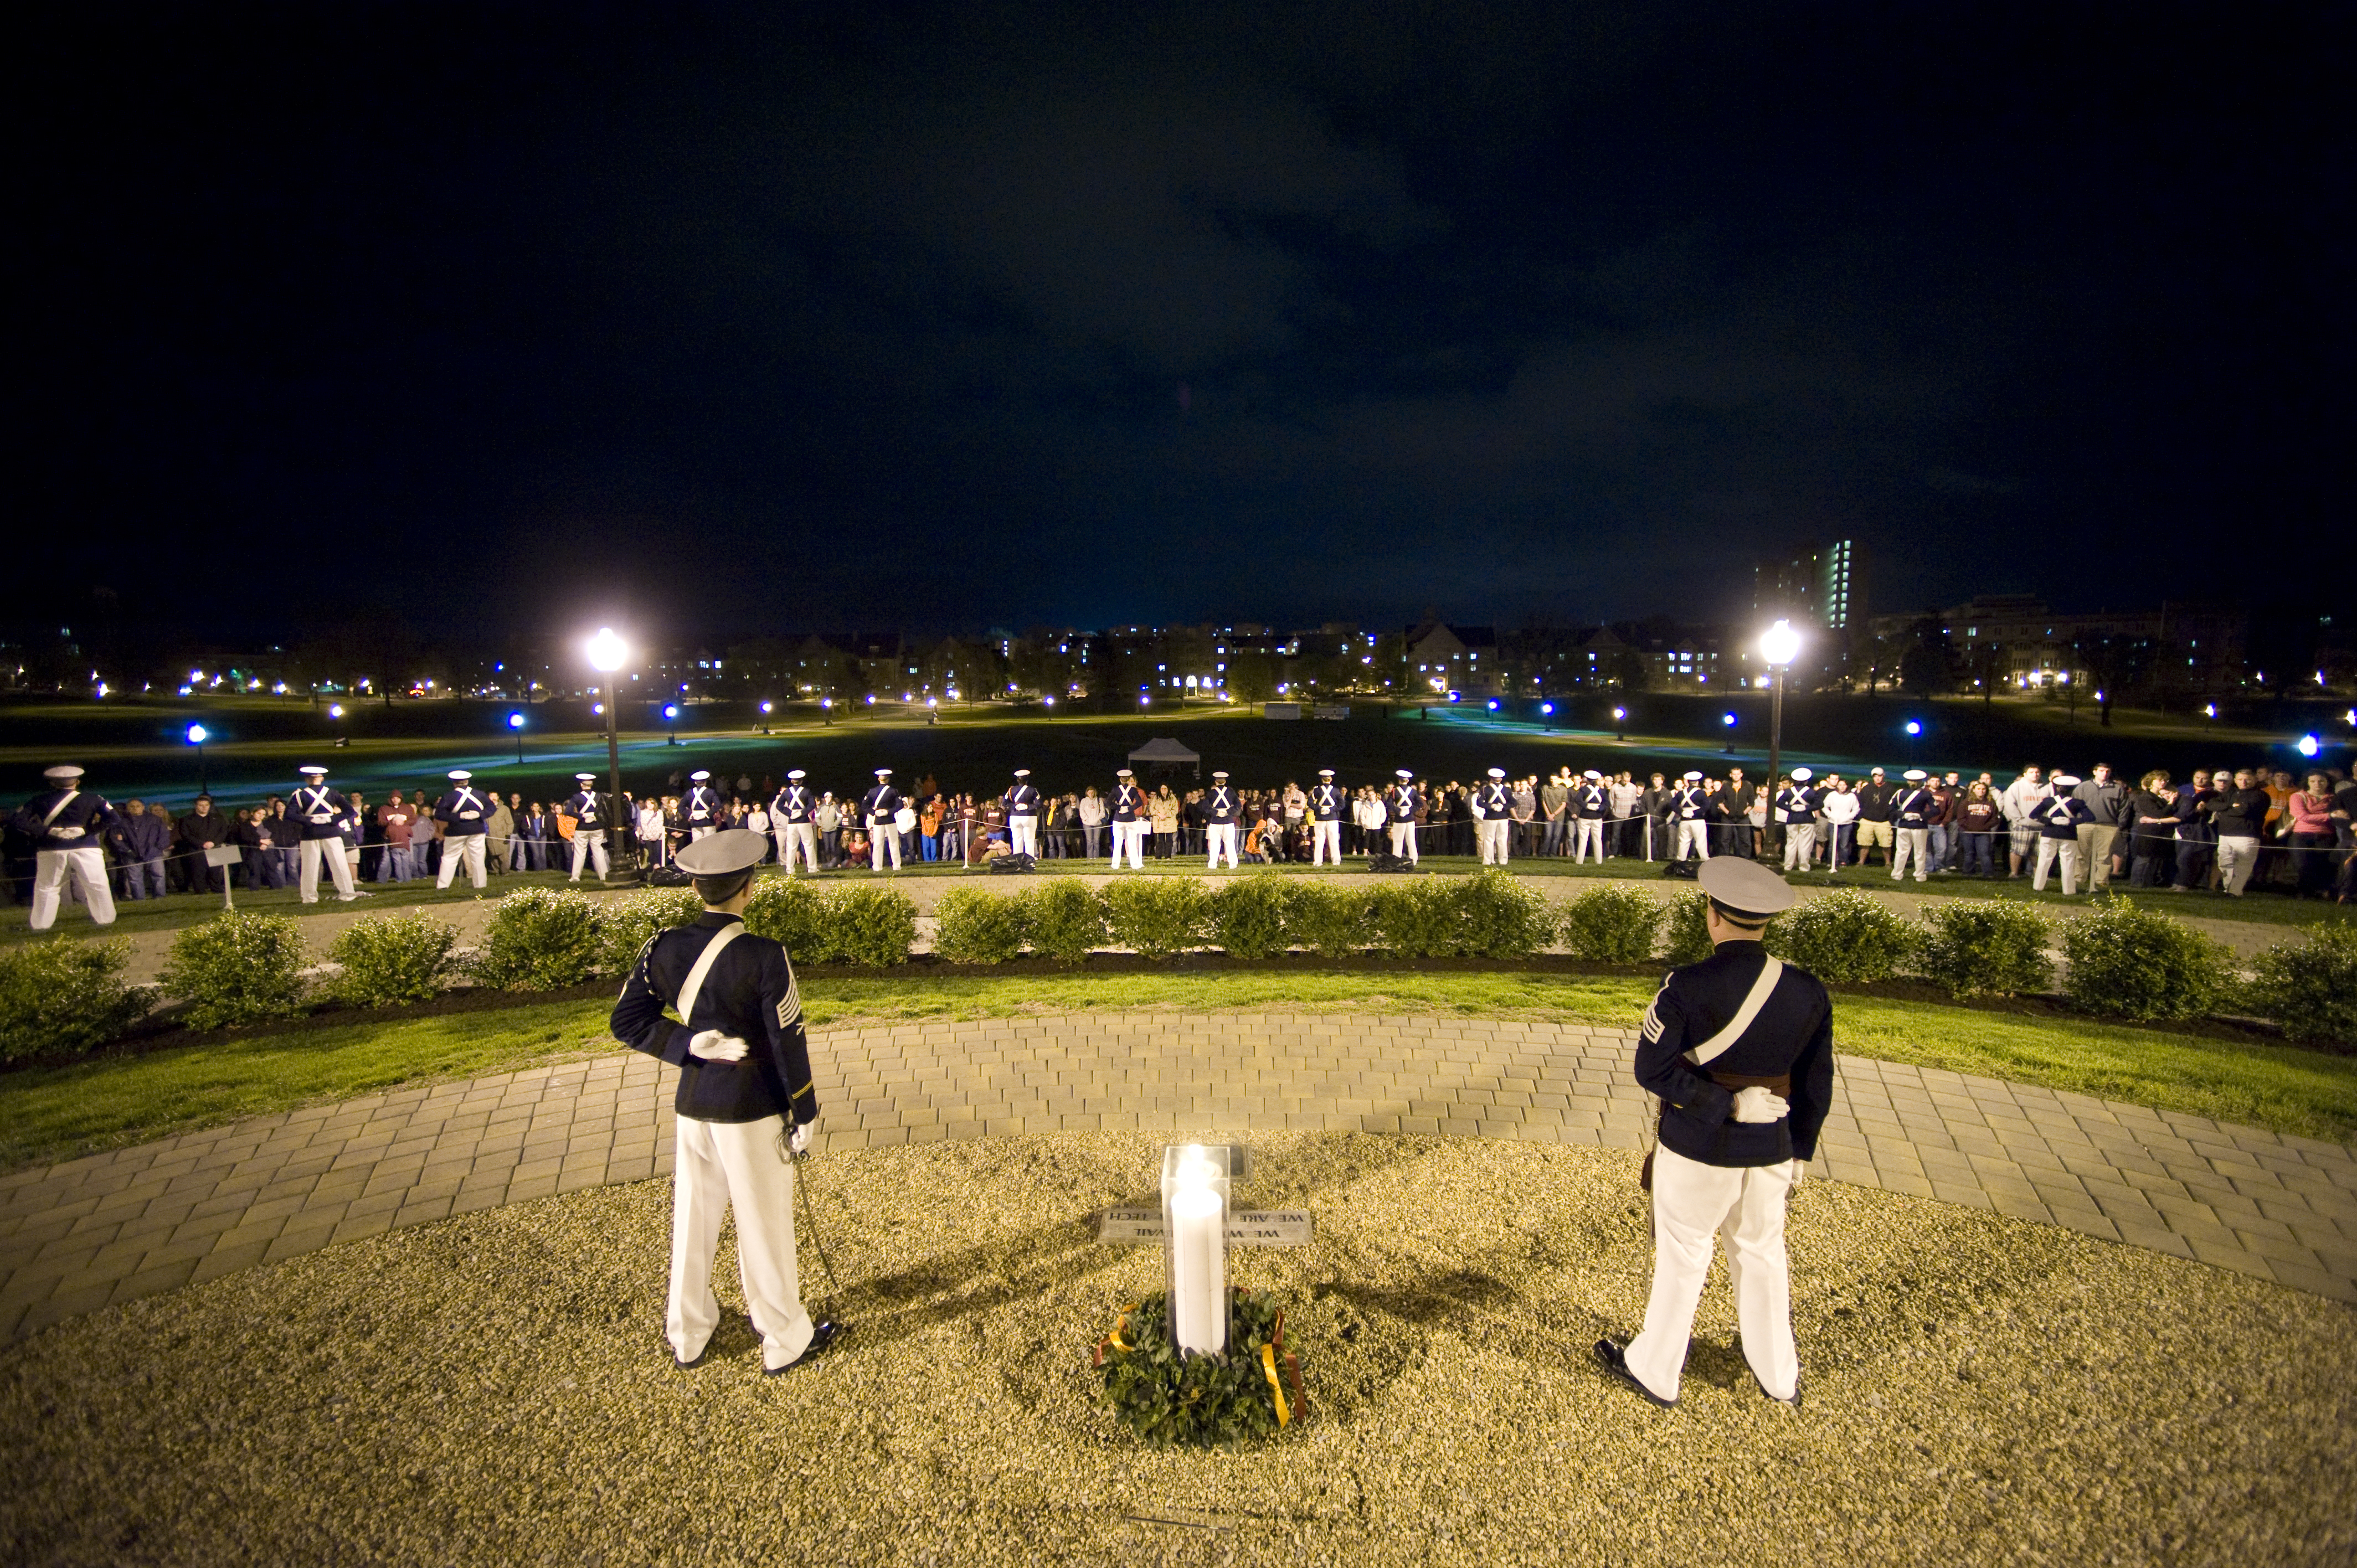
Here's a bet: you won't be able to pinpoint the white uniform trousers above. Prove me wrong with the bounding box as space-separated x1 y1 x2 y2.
298 837 360 901
1624 1144 1799 1404
435 832 489 890
568 829 610 881
868 820 902 870
1310 821 1341 865
1010 818 1039 858
691 825 716 842
2031 837 2080 895
1782 823 1816 872
1572 818 1605 864
1206 823 1239 869
30 847 115 930
667 1113 816 1371
1891 827 1931 883
1387 823 1418 863
1478 818 1510 865
1675 821 1712 860
1113 821 1146 869
775 823 818 875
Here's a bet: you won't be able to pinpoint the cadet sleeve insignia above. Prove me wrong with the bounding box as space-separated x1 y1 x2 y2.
1641 987 1670 1044
774 954 802 1030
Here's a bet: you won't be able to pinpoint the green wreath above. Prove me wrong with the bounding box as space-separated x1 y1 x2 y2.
1093 1287 1308 1446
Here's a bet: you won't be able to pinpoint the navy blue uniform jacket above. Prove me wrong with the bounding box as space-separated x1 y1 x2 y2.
1636 942 1834 1167
611 912 819 1126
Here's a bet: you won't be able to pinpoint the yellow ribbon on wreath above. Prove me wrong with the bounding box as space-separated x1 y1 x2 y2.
1260 1342 1290 1427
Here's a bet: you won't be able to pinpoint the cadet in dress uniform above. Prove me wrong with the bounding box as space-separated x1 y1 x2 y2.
771 770 818 875
683 771 723 841
1109 768 1147 870
1597 857 1831 1409
1475 768 1514 865
565 773 611 882
609 830 843 1374
1671 771 1713 862
1778 768 1819 873
432 770 495 890
291 766 367 902
1003 770 1042 860
1890 770 1937 884
1306 770 1345 866
2030 775 2094 894
1572 769 1610 865
1384 770 1420 862
14 766 121 930
1203 771 1243 869
860 768 903 871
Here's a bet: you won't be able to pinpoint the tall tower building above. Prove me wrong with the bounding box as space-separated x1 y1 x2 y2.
1754 540 1866 631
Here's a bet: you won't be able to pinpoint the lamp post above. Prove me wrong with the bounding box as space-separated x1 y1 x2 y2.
663 703 680 745
509 710 526 766
1612 705 1627 742
586 627 634 879
186 723 209 795
1760 621 1802 847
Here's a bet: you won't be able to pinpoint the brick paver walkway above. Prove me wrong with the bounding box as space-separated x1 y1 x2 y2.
4 1014 2352 1340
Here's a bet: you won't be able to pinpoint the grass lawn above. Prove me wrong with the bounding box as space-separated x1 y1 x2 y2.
4 971 2353 1172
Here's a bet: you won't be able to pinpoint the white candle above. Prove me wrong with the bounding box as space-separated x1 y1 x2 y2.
1168 1183 1226 1355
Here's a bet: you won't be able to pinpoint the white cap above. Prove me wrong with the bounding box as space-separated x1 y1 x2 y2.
43 765 84 783
673 828 769 877
449 770 472 781
2053 774 2081 788
1903 769 1927 781
1117 767 1134 777
574 772 597 783
1013 768 1031 778
1583 769 1602 780
1318 768 1334 777
786 769 806 780
690 770 711 782
1789 767 1812 782
299 765 328 777
1683 771 1703 781
1488 767 1506 778
874 767 892 777
1396 768 1412 780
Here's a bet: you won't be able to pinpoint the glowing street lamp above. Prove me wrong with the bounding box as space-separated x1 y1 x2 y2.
584 628 634 876
186 723 209 793
1759 621 1803 833
1612 705 1627 741
663 703 681 745
508 710 526 765
2297 734 2320 759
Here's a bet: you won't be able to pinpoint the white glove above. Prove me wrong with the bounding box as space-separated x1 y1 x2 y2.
687 1030 749 1063
788 1121 812 1156
1730 1086 1790 1124
1788 1157 1808 1189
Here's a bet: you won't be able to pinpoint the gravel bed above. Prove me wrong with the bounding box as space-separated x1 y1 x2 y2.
3 1133 2353 1566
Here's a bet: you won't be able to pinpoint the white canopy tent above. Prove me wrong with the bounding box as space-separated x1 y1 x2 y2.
1125 737 1202 780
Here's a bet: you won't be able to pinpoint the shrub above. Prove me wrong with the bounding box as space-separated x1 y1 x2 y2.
1284 881 1375 959
1767 889 1917 983
2062 896 2235 1021
1557 884 1664 963
1207 875 1293 959
1369 879 1467 958
1456 869 1554 960
1027 878 1109 964
743 876 830 959
1915 900 2054 999
327 912 458 1008
932 886 1032 964
1103 876 1208 960
2244 924 2357 1047
468 888 608 991
594 886 706 978
158 912 310 1029
1661 891 1715 967
816 885 918 967
0 937 152 1061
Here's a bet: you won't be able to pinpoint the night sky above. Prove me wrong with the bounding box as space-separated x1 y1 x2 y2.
17 2 2350 644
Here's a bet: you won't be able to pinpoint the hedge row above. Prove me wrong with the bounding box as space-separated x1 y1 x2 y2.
1 877 2349 1061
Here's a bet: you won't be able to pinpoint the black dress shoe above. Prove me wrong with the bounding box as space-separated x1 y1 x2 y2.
1754 1369 1802 1409
1593 1339 1676 1409
672 1344 709 1371
763 1320 846 1376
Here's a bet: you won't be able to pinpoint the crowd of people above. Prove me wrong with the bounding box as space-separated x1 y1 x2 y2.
12 752 2355 924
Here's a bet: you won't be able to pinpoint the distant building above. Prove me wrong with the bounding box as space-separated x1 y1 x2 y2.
1754 540 1866 632
1863 596 2249 698
1404 616 1500 695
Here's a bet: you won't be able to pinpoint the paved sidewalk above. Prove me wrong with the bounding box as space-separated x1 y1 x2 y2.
4 1013 2353 1340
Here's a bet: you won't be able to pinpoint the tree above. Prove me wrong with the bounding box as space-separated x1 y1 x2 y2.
1898 618 1953 695
1227 652 1279 704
